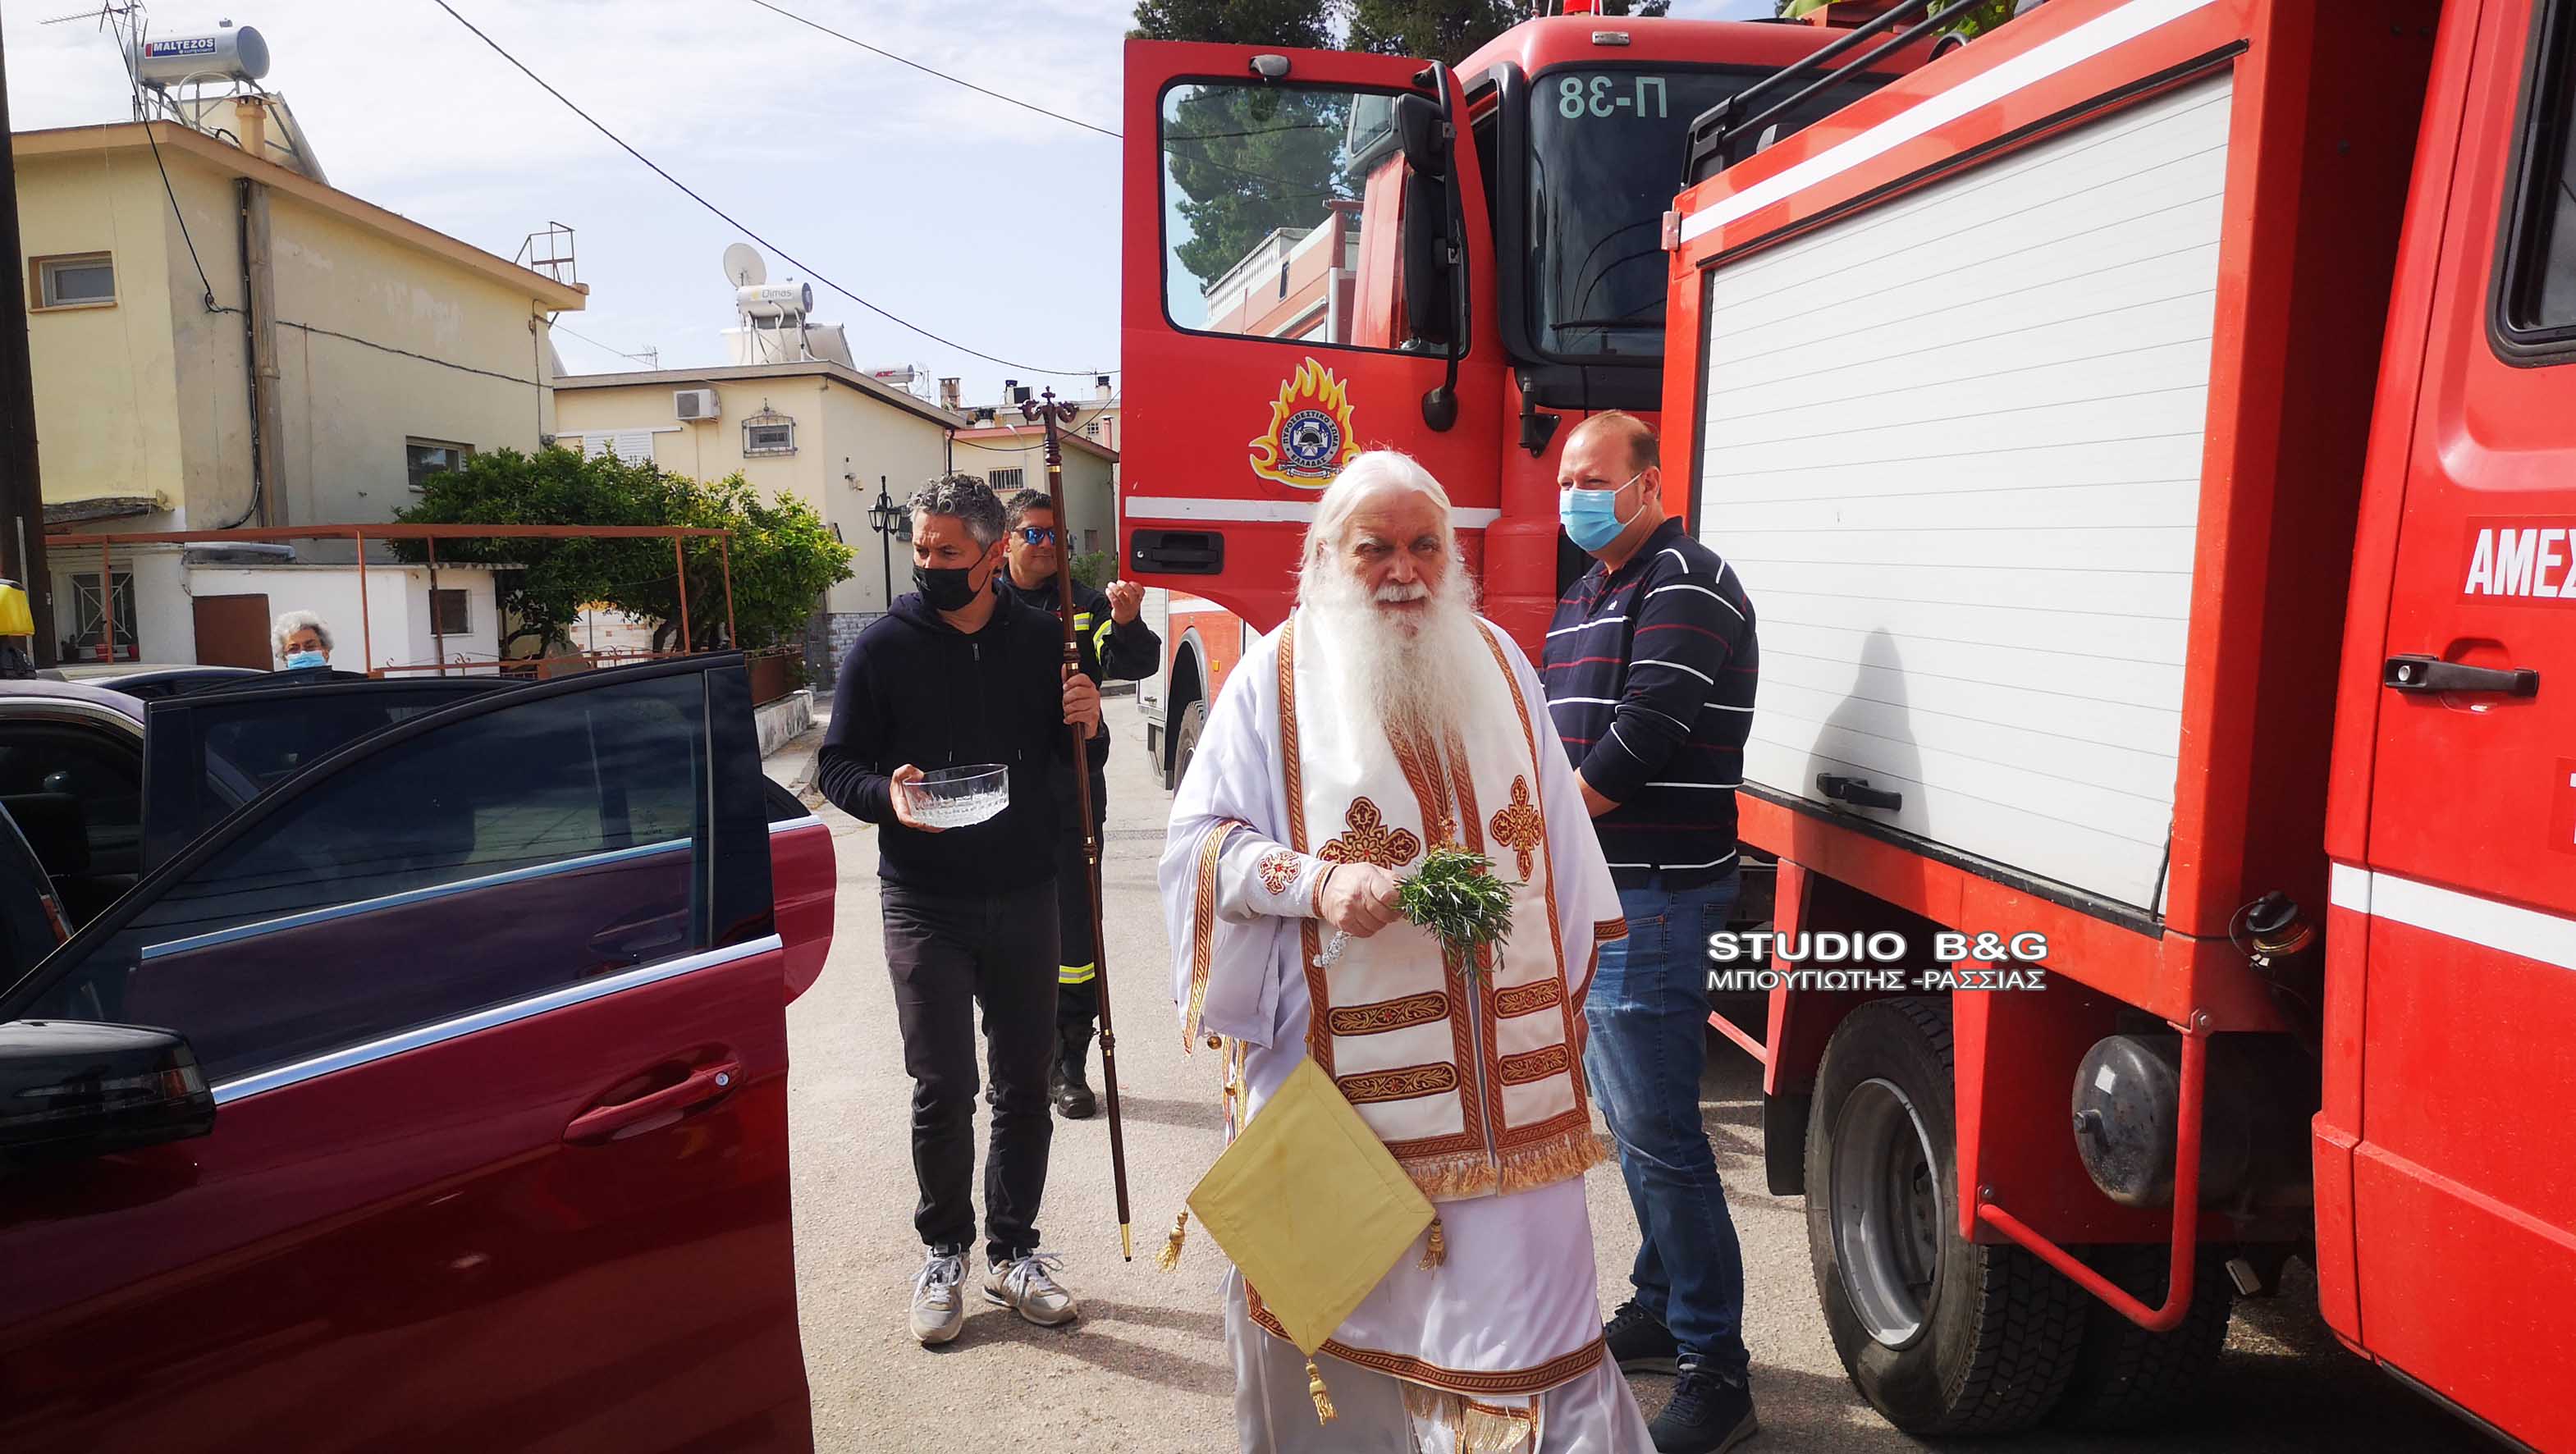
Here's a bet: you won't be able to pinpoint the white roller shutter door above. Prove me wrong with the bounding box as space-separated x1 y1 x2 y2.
1698 73 2233 912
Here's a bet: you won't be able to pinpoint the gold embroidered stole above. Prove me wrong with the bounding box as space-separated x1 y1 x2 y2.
1279 610 1597 1201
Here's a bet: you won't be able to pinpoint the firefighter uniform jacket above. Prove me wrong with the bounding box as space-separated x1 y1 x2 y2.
998 572 1163 814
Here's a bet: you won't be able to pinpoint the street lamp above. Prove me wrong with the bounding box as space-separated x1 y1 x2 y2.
865 474 909 612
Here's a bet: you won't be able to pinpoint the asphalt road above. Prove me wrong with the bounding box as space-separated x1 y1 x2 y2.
779 699 2487 1454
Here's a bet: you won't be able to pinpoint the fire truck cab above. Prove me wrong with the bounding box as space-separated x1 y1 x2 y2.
1120 17 1910 789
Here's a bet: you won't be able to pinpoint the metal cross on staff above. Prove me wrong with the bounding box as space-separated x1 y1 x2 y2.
1021 386 1135 1260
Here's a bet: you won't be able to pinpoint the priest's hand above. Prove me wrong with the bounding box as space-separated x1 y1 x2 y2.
889 764 945 834
1319 864 1402 938
1064 670 1101 738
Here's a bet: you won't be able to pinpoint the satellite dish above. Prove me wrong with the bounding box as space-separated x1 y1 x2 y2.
721 243 766 288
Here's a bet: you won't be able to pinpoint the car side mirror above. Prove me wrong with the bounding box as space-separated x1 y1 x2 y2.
0 1020 216 1171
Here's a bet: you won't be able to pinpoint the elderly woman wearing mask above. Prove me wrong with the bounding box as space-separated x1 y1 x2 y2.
273 610 333 671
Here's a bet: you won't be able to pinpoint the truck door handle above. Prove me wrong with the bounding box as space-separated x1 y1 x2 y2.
2382 655 2539 697
1818 775 1901 812
1130 528 1224 575
564 1060 740 1143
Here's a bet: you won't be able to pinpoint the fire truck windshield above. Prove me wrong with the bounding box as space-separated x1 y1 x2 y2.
1526 65 1888 362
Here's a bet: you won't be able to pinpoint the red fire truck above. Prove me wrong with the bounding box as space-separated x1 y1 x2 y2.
1122 13 1909 785
1660 0 2575 1444
1126 0 2576 1447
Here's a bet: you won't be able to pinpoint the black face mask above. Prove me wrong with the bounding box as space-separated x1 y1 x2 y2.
914 558 988 613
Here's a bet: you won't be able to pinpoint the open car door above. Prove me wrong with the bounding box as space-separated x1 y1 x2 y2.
0 656 810 1452
1121 40 1509 632
137 674 506 868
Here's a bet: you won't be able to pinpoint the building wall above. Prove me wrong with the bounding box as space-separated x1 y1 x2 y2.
955 437 1119 558
14 150 186 510
555 374 949 617
15 131 565 533
182 564 501 672
263 185 557 528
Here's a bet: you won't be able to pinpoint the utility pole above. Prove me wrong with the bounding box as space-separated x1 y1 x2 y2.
0 20 58 665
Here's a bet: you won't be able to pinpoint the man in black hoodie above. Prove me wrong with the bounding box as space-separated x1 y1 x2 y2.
816 474 1104 1347
996 487 1160 1119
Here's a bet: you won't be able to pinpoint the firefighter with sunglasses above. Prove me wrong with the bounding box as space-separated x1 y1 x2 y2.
997 487 1161 1118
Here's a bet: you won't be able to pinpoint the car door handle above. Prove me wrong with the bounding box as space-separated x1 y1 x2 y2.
564 1060 741 1144
2382 654 2539 697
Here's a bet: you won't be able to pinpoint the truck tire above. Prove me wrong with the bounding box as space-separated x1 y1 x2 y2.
1172 699 1207 787
1806 998 2084 1435
2050 1244 2231 1430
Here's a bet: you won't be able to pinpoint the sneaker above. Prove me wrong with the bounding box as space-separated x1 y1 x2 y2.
1606 1298 1680 1374
1650 1356 1757 1454
983 1250 1080 1327
910 1247 967 1346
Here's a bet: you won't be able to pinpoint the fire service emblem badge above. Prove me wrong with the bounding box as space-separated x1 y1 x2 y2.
1247 358 1360 489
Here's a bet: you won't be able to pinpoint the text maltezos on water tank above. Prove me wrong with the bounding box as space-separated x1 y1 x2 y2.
129 25 271 89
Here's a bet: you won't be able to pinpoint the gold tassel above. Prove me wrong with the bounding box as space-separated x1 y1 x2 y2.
1418 1214 1447 1270
1306 1357 1338 1425
1460 1406 1535 1453
1154 1210 1191 1273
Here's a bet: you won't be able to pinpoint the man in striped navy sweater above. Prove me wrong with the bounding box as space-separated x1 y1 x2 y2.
1543 411 1760 1454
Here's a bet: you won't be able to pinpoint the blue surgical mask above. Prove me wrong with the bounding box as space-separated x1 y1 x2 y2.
1559 472 1645 553
285 650 326 670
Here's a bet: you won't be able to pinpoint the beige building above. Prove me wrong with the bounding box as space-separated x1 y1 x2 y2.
553 361 966 670
949 424 1119 563
960 376 1123 455
13 110 584 665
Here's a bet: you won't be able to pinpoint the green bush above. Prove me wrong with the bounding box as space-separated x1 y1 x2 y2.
396 446 853 653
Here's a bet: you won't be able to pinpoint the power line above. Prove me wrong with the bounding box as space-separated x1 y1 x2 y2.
139 117 217 310
948 403 1114 453
430 0 1114 377
550 319 661 366
278 318 538 386
751 3 1343 203
745 0 1121 140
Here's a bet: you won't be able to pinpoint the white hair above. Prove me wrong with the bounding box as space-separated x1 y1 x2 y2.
1296 450 1491 743
272 610 332 661
1299 450 1466 597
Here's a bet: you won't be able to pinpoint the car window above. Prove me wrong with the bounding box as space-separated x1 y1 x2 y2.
763 777 811 823
17 671 711 1086
0 806 66 978
140 679 510 867
0 723 144 877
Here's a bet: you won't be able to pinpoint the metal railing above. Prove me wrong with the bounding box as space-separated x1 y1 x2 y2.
1686 0 1978 184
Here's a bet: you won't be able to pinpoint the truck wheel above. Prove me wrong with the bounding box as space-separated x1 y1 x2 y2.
2051 1244 2231 1430
1172 700 1207 787
1806 998 2083 1435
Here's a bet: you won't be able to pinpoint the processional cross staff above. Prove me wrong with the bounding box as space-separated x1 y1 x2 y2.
1021 386 1135 1260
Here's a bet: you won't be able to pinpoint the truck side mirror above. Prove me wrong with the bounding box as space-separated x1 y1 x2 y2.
1395 73 1466 431
1394 94 1456 350
0 1020 217 1171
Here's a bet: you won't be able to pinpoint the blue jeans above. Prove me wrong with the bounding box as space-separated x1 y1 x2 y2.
1583 871 1750 1378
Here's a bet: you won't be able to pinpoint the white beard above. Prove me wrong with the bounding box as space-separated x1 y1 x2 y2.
1301 568 1494 746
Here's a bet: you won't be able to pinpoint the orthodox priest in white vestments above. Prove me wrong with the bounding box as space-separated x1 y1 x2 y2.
1160 451 1652 1453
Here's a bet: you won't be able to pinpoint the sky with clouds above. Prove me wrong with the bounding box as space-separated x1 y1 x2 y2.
5 0 1773 405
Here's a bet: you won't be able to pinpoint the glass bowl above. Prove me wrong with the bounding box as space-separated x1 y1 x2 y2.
906 763 1009 829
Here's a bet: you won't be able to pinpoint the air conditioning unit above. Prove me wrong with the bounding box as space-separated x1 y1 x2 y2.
675 388 720 422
